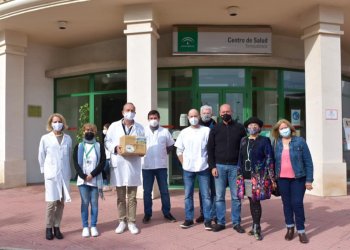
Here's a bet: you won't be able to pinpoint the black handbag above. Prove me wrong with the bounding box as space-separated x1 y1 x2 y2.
272 181 281 197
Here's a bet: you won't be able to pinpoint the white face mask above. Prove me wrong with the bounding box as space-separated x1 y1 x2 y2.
279 127 291 138
52 122 63 131
123 111 135 121
149 119 159 127
103 129 107 135
189 117 199 126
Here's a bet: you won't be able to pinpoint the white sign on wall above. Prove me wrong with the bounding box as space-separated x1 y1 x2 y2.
173 26 272 55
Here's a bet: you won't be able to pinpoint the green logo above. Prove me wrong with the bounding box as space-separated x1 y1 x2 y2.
178 27 198 52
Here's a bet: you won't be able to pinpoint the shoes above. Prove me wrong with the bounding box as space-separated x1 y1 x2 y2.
128 222 140 235
53 227 64 239
195 214 204 223
204 221 212 231
115 221 127 234
212 224 226 232
180 220 194 229
46 228 54 240
298 233 309 243
285 227 295 241
212 217 218 224
143 215 151 224
233 224 245 234
252 224 263 241
103 186 111 192
164 213 177 223
91 227 99 237
82 227 90 237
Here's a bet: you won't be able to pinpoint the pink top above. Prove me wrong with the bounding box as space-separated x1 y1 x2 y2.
280 148 295 178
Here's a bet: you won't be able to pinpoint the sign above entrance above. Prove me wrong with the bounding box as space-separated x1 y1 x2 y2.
173 26 272 55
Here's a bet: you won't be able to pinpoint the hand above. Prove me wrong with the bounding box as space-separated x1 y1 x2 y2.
116 146 123 154
85 174 93 182
212 168 218 177
272 181 277 189
305 182 313 190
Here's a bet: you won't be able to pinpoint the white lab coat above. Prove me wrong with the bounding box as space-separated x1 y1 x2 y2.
142 126 174 170
38 132 72 202
105 119 145 187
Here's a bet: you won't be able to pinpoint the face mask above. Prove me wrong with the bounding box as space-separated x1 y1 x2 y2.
124 111 135 121
221 114 232 122
247 127 260 135
103 129 107 135
201 114 211 122
84 132 95 141
52 122 63 131
279 127 291 138
189 117 199 126
149 119 159 127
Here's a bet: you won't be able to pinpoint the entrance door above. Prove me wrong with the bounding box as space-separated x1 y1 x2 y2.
199 90 245 123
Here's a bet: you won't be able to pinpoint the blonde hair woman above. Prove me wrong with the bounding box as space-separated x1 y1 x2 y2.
271 119 314 244
38 113 72 240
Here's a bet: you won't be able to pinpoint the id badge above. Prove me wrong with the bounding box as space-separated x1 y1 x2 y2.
245 159 251 171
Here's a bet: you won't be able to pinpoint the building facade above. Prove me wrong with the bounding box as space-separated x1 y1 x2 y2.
0 0 349 196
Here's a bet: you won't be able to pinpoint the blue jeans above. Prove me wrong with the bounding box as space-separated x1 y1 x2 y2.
78 184 99 227
278 177 306 232
142 168 171 217
198 174 216 219
183 168 212 223
214 164 241 225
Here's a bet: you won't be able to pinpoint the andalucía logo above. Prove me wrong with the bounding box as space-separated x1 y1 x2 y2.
178 27 198 52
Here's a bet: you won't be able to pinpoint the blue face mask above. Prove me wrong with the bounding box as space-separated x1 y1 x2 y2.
279 127 291 138
247 127 260 135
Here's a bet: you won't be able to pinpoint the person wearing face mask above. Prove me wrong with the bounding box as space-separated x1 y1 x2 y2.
207 104 247 233
195 105 217 224
237 117 276 240
73 123 106 238
104 102 145 235
271 119 314 244
142 110 177 224
174 109 212 230
38 113 72 240
102 123 111 191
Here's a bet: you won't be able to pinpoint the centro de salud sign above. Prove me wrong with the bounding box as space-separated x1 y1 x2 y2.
173 26 272 55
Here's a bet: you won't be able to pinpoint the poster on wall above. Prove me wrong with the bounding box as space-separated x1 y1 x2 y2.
291 109 301 126
343 118 350 150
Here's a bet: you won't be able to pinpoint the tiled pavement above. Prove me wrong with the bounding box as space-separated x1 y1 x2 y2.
0 185 350 250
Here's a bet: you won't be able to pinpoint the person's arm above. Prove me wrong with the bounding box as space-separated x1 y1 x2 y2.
73 143 88 180
207 129 218 177
176 147 184 164
301 138 314 190
38 136 46 174
104 123 120 154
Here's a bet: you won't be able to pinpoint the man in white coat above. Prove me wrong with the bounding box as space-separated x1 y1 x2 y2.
105 102 145 235
38 113 72 240
142 110 177 224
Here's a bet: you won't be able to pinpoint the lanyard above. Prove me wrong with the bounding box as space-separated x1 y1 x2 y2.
246 139 252 161
83 142 95 159
122 123 133 135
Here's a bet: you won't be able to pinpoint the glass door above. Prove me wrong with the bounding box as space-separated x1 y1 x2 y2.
199 89 245 123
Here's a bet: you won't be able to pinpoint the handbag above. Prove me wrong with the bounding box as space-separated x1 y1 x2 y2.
272 181 281 197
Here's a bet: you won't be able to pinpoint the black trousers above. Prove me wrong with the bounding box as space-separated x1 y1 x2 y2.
248 197 261 224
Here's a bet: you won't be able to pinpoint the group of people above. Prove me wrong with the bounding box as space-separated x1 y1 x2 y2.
38 102 314 244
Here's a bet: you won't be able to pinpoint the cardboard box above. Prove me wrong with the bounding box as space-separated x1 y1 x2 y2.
119 135 146 156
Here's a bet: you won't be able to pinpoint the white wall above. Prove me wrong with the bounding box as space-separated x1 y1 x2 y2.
24 41 67 183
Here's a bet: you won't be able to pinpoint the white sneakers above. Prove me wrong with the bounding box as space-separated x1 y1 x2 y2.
82 227 99 237
82 227 90 237
90 227 99 237
115 221 139 234
128 222 139 235
115 221 127 234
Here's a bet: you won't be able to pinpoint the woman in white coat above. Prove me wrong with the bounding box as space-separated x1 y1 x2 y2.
38 113 72 240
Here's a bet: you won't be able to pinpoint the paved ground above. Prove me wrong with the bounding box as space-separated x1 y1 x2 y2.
0 184 350 250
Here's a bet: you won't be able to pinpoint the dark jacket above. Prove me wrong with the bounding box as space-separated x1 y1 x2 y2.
208 120 246 168
199 118 216 129
237 136 275 201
